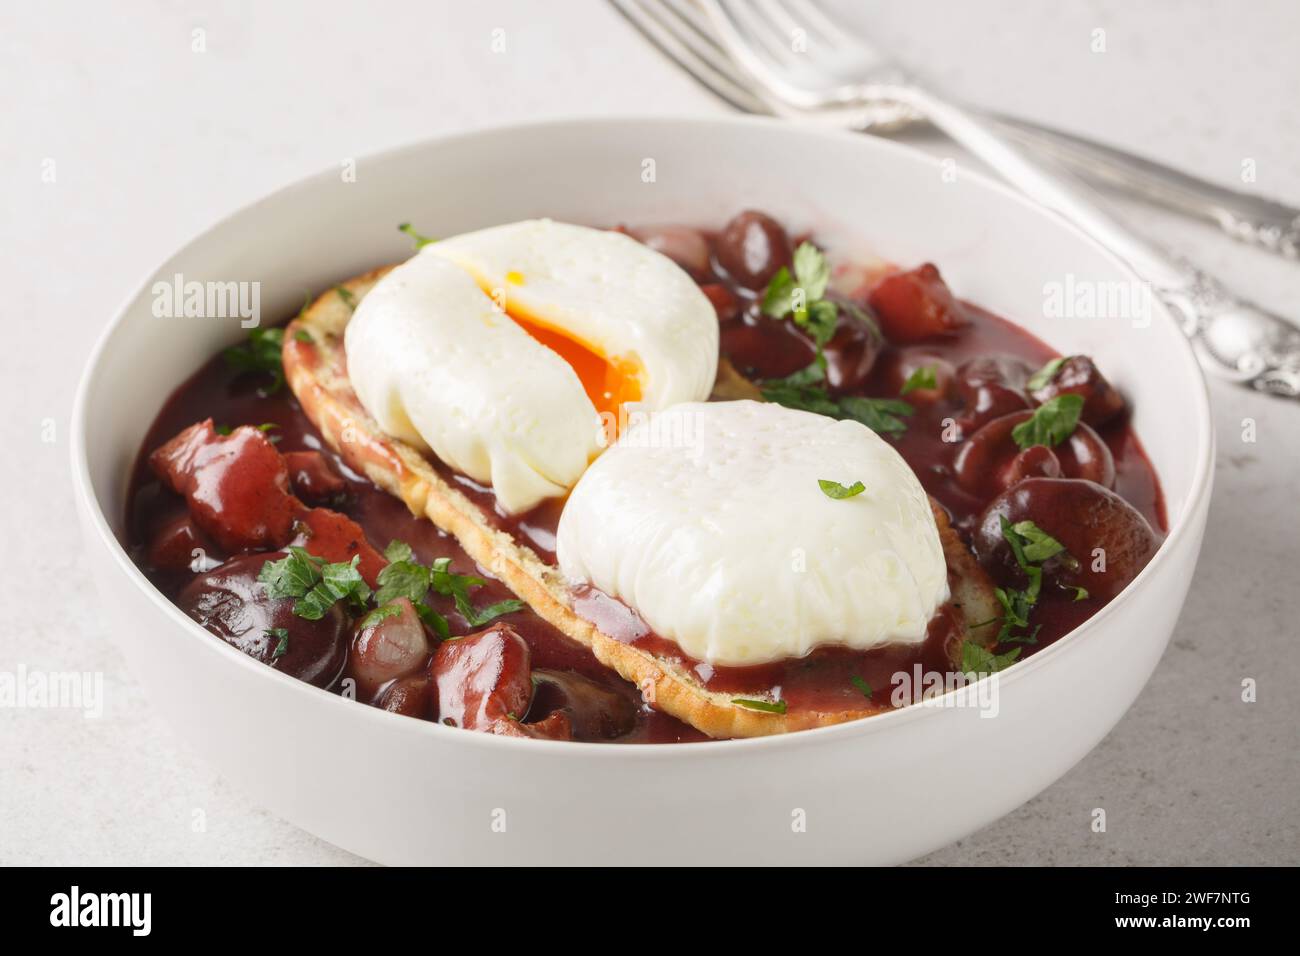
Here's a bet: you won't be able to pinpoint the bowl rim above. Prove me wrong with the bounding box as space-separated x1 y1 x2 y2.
70 113 1215 758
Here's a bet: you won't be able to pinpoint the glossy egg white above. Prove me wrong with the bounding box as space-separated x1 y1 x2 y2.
346 220 719 514
345 253 599 514
556 400 950 666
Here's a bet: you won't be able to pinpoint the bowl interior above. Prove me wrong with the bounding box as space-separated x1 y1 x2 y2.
79 115 1208 615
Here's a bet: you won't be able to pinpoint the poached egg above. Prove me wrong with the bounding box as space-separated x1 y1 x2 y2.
345 220 718 514
556 400 950 667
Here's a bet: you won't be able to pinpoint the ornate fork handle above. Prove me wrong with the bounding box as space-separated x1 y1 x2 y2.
836 95 1300 263
984 116 1300 262
1160 265 1300 397
1214 211 1300 262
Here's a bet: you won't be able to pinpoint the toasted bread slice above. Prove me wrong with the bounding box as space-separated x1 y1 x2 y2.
282 267 999 738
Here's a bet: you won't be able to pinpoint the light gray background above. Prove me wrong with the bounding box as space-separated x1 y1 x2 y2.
2 0 1296 865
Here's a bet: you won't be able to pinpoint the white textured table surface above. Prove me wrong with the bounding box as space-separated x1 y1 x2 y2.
2 0 1297 866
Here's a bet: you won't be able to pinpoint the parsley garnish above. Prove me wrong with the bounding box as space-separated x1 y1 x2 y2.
960 640 1021 674
760 360 841 415
461 598 528 627
984 518 1075 646
373 558 451 639
1009 519 1066 563
992 587 1040 646
259 546 322 598
760 360 914 435
1011 394 1084 449
818 478 865 500
267 627 290 659
850 675 873 699
222 326 285 394
432 556 525 626
334 286 356 310
415 605 451 639
376 541 523 632
383 540 414 563
900 365 937 395
761 242 839 348
839 395 913 435
1027 356 1068 391
398 222 437 249
293 329 314 344
374 560 433 606
302 556 371 619
258 547 371 621
732 697 788 714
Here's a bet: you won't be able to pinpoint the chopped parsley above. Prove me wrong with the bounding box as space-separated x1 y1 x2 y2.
258 547 371 621
760 360 840 415
850 675 873 699
222 326 285 394
398 222 437 249
1027 356 1068 391
267 627 290 660
1011 394 1084 450
732 697 788 715
960 640 1021 675
415 605 451 640
1008 519 1066 563
383 540 414 563
900 365 938 395
376 540 523 633
293 329 314 343
461 598 528 628
760 360 914 436
984 517 1077 646
991 588 1040 646
374 560 429 605
334 285 356 310
760 242 884 356
761 242 839 347
839 395 913 435
818 478 865 500
373 558 451 640
259 547 321 598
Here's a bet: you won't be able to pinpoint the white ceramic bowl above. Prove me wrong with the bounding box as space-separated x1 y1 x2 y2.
72 117 1213 865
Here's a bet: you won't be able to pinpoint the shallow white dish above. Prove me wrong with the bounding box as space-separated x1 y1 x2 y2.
72 116 1213 865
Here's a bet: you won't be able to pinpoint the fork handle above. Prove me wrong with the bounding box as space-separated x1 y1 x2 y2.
987 113 1300 260
890 84 1300 399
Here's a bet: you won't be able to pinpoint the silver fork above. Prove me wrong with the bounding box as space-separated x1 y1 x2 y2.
613 0 1300 398
612 0 1300 262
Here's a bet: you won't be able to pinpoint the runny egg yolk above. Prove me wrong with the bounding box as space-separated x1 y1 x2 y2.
506 306 643 421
